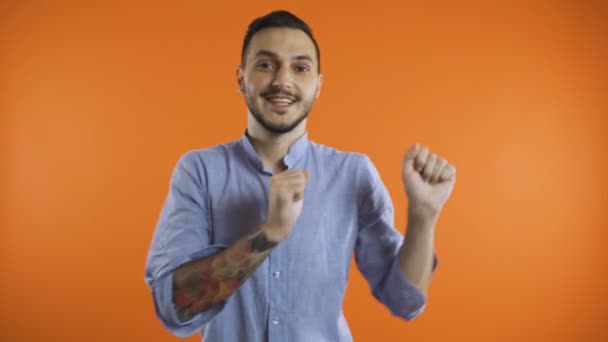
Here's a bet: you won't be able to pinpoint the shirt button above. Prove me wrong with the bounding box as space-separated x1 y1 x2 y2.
273 271 281 279
272 317 280 325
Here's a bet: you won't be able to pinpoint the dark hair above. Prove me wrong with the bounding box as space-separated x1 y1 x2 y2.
241 10 321 72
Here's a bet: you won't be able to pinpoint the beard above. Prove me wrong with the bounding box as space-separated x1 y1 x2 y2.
246 88 315 134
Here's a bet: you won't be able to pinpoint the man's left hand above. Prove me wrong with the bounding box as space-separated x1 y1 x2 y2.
402 143 456 220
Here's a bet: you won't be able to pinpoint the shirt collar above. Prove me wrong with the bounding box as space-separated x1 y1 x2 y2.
240 130 310 173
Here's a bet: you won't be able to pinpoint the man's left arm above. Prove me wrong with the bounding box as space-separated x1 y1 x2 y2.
398 209 438 297
354 144 455 321
398 143 456 296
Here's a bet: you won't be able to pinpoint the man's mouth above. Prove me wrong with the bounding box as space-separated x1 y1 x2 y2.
264 94 297 112
265 95 296 105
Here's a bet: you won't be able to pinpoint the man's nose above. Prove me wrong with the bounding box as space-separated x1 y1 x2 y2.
271 66 292 90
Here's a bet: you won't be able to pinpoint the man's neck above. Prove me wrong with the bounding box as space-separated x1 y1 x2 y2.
247 126 305 173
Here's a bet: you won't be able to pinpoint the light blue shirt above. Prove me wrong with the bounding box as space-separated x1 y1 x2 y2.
144 132 437 341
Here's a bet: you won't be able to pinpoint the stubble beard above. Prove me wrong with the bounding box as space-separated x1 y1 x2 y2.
246 92 314 135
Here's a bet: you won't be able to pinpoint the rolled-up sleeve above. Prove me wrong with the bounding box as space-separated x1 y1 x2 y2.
355 155 439 321
144 151 227 337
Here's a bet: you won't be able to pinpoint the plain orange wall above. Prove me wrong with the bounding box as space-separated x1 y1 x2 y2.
2 1 607 341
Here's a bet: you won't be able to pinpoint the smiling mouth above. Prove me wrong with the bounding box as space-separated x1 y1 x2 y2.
264 95 297 112
265 96 296 105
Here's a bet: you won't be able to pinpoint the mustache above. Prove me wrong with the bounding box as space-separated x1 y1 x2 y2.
261 88 299 101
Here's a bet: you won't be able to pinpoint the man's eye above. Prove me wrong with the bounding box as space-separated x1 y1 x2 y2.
295 65 310 72
257 62 274 70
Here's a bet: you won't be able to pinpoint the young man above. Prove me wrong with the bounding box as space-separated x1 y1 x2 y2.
145 10 456 341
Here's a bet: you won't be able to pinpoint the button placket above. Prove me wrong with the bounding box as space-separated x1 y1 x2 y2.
268 244 287 340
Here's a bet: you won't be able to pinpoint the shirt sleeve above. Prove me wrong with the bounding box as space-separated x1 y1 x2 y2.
144 151 228 337
354 154 439 321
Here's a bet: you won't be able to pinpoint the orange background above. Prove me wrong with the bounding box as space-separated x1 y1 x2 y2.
1 1 607 341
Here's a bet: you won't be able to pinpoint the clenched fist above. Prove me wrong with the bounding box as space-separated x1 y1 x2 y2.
262 170 309 242
402 143 456 218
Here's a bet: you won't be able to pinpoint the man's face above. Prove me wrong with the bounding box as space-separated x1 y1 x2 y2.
238 28 322 134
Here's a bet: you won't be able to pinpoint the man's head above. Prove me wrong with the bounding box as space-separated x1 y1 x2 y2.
238 10 323 135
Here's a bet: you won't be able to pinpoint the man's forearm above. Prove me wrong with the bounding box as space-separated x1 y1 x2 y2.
172 226 277 322
398 208 437 296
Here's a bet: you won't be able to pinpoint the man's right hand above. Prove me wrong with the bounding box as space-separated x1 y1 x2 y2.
263 170 309 242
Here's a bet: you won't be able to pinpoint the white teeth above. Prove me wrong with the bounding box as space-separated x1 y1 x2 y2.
267 98 293 104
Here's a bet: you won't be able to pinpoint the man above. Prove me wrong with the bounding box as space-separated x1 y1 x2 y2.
145 10 456 341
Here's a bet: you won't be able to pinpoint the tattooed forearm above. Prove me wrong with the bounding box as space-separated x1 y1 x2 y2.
172 229 278 322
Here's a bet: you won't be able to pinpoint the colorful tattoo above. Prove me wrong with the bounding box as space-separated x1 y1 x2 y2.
173 230 278 322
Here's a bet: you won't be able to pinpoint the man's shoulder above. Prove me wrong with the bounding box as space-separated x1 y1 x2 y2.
176 138 242 168
308 140 375 172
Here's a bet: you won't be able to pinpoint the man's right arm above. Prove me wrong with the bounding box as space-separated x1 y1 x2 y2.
144 151 309 336
172 226 278 322
172 168 309 321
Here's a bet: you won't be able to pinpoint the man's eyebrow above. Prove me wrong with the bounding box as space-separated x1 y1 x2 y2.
255 50 279 59
254 50 314 63
293 54 313 63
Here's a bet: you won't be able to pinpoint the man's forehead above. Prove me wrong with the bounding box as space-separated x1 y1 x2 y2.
247 28 317 60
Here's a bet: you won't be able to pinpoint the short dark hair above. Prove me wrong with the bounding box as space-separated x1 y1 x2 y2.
241 10 321 72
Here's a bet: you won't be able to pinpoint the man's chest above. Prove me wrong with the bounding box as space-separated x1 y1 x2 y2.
206 169 360 256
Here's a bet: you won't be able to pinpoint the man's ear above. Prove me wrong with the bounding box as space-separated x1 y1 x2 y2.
237 67 245 94
315 73 323 99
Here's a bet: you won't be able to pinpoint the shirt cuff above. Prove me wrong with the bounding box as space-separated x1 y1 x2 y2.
372 255 429 321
